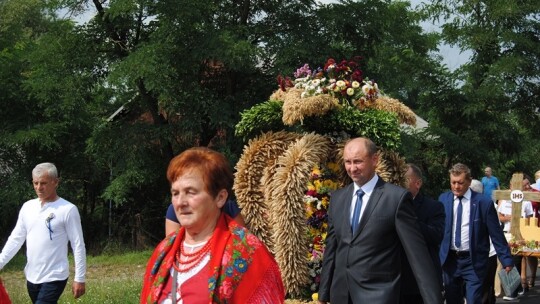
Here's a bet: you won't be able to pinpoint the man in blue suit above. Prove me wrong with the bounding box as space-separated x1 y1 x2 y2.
439 163 514 304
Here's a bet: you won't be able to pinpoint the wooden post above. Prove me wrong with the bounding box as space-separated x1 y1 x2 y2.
493 173 540 241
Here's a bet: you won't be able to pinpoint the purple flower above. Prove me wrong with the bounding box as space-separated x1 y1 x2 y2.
294 64 312 78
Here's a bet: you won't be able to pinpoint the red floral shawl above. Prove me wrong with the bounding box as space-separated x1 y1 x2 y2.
0 278 11 304
140 213 285 303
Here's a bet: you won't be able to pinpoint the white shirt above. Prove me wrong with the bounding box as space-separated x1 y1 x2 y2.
350 174 379 225
488 202 497 257
0 198 86 283
497 200 533 232
451 189 471 251
531 179 540 191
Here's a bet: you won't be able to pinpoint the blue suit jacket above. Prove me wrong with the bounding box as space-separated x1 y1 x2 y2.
439 190 513 279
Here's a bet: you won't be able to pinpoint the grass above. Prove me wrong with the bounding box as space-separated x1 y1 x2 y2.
1 250 152 304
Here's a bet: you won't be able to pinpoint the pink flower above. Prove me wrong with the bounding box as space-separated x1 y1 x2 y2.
222 250 231 264
246 233 260 248
219 280 234 299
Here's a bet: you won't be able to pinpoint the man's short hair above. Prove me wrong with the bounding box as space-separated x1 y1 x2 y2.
344 137 378 156
406 163 423 181
470 179 483 193
449 163 472 180
32 163 58 179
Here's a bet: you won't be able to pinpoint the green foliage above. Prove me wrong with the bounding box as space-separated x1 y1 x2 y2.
3 0 508 252
414 0 540 185
2 251 151 304
235 100 285 140
302 107 401 151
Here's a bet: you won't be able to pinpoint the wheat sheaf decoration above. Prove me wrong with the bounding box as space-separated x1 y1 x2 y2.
280 88 338 126
267 133 333 297
367 96 417 126
235 57 412 302
233 131 301 248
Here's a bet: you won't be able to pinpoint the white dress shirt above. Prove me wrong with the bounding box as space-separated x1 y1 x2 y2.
350 175 379 225
451 189 471 251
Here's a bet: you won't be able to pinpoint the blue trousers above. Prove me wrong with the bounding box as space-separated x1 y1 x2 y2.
26 279 67 304
443 254 483 304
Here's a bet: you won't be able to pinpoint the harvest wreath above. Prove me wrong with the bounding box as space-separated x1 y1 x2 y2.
233 57 416 301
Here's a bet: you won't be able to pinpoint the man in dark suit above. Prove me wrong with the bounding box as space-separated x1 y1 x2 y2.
400 163 445 304
318 137 443 304
439 163 514 304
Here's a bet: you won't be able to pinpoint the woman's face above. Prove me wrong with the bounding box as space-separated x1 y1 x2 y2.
171 170 227 233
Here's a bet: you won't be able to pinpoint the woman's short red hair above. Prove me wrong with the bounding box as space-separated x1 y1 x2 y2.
166 147 233 198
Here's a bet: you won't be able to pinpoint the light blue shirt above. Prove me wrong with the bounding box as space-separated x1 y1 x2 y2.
481 176 499 199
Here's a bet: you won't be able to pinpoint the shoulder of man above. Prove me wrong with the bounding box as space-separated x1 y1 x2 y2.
331 183 352 196
438 191 453 203
420 194 443 208
22 198 39 208
470 191 492 204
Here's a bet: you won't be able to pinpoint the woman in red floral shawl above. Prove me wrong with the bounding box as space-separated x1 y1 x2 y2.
140 147 284 304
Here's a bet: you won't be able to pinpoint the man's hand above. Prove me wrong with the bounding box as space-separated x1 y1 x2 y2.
72 281 85 299
505 266 513 273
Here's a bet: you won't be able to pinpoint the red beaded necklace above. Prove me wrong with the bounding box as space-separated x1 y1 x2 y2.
173 234 213 273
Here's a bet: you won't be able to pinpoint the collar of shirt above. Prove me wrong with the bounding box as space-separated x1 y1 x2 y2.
354 174 379 196
454 188 472 202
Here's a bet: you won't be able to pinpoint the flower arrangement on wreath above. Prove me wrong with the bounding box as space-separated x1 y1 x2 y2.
277 57 380 108
304 162 341 297
508 238 540 255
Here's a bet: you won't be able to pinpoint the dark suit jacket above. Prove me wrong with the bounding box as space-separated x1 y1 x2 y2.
401 192 445 296
319 177 443 304
439 190 513 279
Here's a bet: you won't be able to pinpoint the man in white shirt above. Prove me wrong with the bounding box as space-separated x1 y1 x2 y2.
496 174 535 300
0 163 86 303
531 170 540 191
497 200 533 233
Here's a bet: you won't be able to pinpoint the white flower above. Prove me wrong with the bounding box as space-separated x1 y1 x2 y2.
312 79 320 86
336 80 345 88
352 81 360 88
347 88 355 96
301 91 307 98
362 84 372 95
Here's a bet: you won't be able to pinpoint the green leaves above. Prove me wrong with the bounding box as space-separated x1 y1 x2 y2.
235 100 285 140
303 107 401 151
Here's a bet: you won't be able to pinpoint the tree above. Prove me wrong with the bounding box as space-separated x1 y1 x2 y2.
419 0 540 185
0 0 458 249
